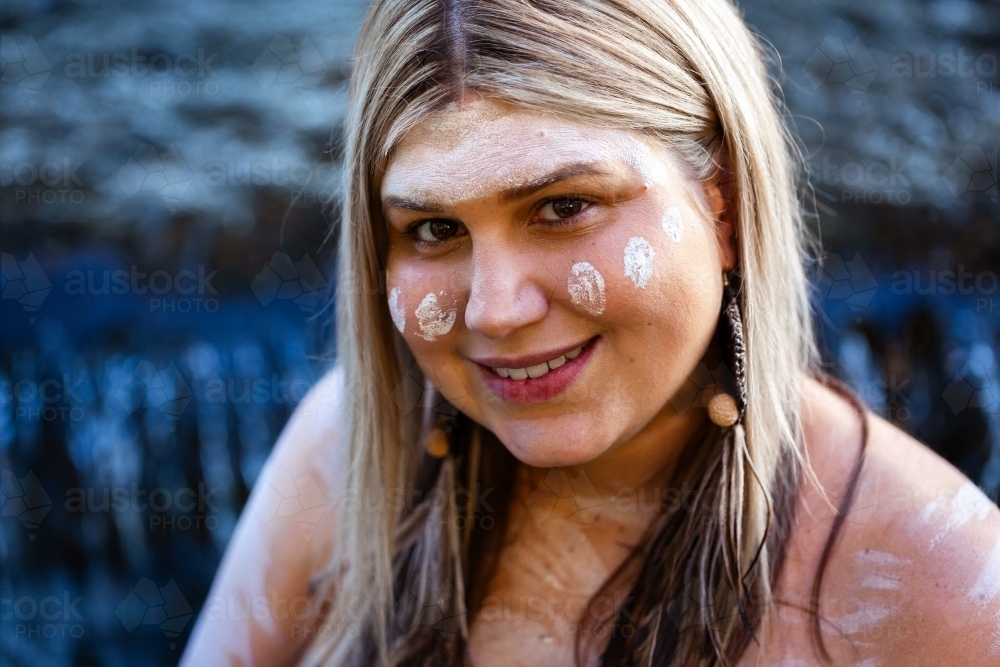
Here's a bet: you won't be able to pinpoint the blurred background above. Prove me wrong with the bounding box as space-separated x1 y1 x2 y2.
1 0 998 664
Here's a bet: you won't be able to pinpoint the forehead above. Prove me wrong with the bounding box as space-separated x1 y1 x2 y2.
380 98 673 205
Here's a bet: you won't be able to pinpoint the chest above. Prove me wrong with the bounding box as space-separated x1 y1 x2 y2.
466 491 651 667
465 524 881 667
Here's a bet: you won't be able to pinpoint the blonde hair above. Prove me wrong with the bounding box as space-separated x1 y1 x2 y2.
301 0 824 664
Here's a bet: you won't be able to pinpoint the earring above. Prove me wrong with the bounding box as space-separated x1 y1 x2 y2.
422 377 452 458
425 423 450 458
708 270 747 428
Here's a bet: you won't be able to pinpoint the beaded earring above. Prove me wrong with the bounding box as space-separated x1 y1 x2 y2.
708 270 747 428
421 377 453 458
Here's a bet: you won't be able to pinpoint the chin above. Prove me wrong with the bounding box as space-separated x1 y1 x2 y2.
491 416 614 468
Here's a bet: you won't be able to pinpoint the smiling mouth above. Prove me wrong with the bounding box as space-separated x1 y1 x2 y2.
476 335 600 404
489 341 587 380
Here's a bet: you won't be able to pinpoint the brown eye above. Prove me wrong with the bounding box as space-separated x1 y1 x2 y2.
415 219 459 242
539 197 589 221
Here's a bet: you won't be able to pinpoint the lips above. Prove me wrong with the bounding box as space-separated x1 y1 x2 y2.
475 335 600 404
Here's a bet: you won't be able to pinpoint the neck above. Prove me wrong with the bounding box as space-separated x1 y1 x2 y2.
516 400 709 525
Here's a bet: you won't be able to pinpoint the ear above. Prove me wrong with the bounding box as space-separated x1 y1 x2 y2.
702 159 738 273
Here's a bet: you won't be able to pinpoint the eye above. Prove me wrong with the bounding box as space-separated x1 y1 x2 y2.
411 218 461 243
538 197 591 222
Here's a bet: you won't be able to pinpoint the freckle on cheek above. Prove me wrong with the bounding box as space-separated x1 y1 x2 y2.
415 292 456 341
661 207 682 243
388 286 405 333
567 262 606 315
623 236 655 289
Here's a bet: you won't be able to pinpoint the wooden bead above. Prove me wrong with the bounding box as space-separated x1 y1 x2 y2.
707 392 739 427
424 425 450 458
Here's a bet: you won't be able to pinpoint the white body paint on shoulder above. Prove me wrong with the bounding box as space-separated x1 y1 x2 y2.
623 237 655 289
388 286 406 333
832 602 894 635
920 481 994 548
854 549 909 591
969 536 1000 604
854 549 911 567
415 292 456 341
567 262 606 315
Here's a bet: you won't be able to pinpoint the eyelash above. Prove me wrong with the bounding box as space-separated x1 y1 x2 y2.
402 195 596 249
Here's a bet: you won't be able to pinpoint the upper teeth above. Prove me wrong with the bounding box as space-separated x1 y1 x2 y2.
493 343 584 380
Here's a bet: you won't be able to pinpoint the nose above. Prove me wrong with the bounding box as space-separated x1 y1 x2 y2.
464 241 549 340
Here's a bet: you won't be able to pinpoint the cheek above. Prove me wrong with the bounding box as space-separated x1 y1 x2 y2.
386 262 461 345
580 209 720 345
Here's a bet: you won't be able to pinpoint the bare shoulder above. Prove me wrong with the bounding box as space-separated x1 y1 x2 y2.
263 362 349 508
776 375 1000 666
180 364 348 667
251 361 348 553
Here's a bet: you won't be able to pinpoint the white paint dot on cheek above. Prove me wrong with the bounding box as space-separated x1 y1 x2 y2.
388 287 405 333
661 206 683 243
567 261 606 315
415 292 456 341
623 236 655 289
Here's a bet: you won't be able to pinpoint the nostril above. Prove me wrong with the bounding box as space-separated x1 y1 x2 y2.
465 282 550 340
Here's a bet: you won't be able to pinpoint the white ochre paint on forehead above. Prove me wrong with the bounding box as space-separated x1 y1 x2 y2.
415 292 456 341
567 262 606 315
382 98 677 210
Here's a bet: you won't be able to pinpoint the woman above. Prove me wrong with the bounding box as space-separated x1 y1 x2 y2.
181 0 1000 665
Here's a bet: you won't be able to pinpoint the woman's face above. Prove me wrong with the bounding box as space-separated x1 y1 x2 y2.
381 96 735 468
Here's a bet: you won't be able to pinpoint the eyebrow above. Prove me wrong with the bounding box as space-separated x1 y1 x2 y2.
382 161 615 212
